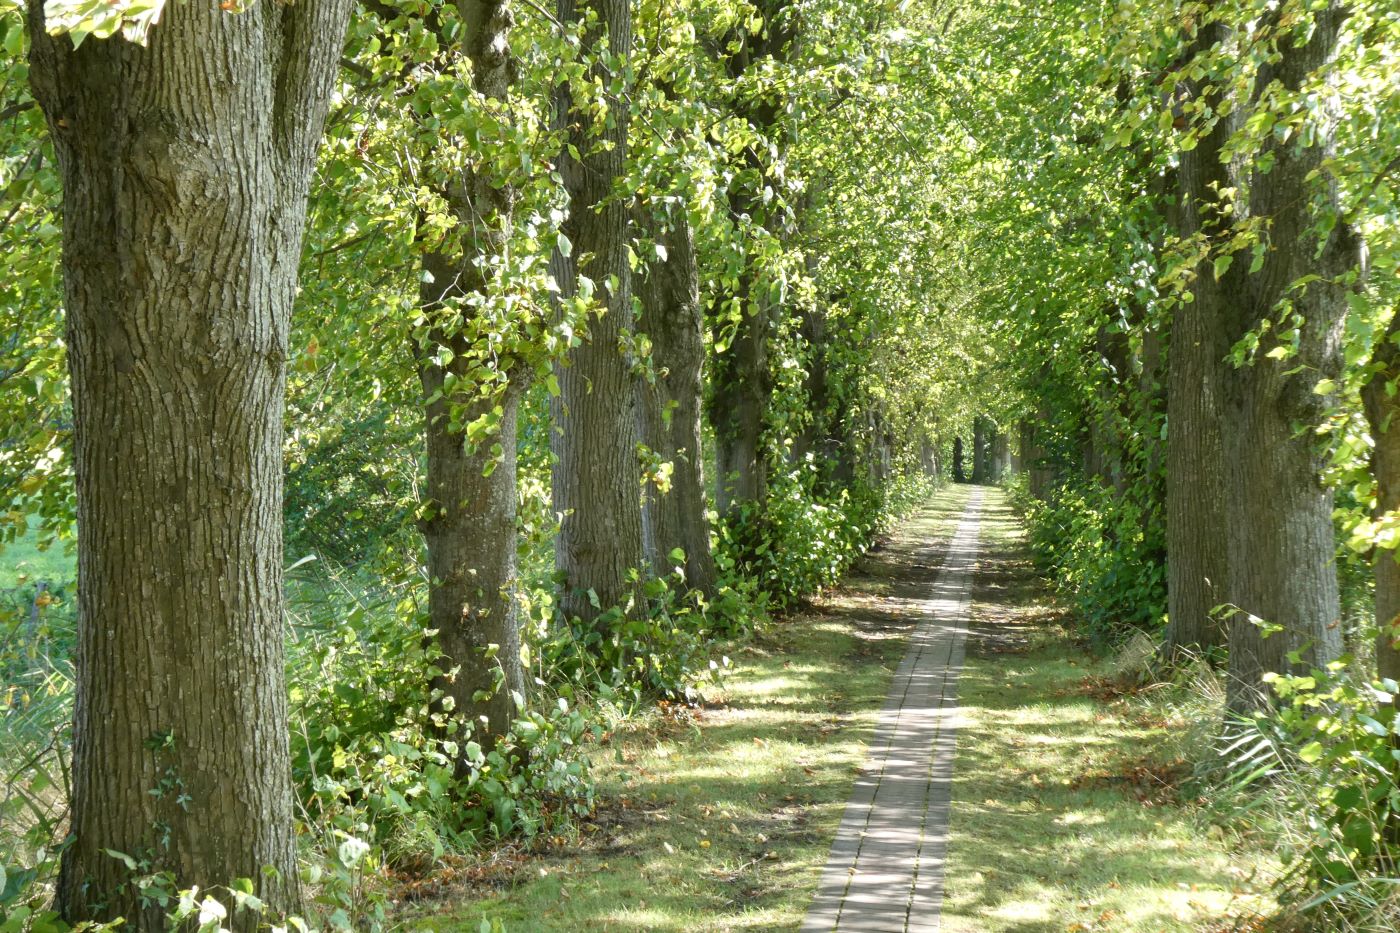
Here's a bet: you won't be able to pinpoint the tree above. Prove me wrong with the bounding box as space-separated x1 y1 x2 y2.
972 415 991 483
415 0 530 757
1172 5 1356 709
25 0 353 923
709 0 793 518
1363 308 1400 689
551 0 643 623
636 204 718 594
1163 24 1232 657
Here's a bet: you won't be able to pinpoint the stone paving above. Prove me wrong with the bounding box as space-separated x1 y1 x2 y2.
801 489 983 933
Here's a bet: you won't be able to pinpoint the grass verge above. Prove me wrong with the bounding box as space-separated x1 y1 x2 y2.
0 528 74 589
409 485 972 932
941 488 1276 932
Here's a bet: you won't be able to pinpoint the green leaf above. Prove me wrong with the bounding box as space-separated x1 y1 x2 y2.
103 848 138 871
1212 254 1233 281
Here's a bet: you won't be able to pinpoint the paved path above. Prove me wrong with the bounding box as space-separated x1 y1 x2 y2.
801 490 983 933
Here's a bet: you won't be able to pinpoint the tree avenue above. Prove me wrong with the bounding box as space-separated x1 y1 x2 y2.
0 0 1398 929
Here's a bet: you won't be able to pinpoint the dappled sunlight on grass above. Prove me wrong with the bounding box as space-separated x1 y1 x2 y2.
941 488 1274 933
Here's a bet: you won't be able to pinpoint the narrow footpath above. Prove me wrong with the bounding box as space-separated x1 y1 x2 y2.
802 490 984 933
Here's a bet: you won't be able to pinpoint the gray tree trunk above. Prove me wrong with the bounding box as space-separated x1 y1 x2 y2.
551 0 643 624
1181 7 1355 709
1027 401 1055 499
991 432 1010 481
27 0 352 925
711 289 770 516
710 0 793 519
971 416 990 484
636 207 718 596
792 297 830 468
416 0 528 759
1220 7 1353 711
919 439 937 478
1163 18 1233 660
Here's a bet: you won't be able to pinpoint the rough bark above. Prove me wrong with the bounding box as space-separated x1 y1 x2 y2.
550 0 643 624
1177 7 1354 708
1163 17 1233 659
1220 7 1353 711
415 0 528 759
1026 397 1055 499
792 296 830 468
1139 322 1167 483
636 207 718 596
1013 422 1027 474
711 288 770 515
419 371 527 753
1094 323 1134 493
1363 308 1400 688
825 401 858 491
26 0 352 924
919 438 937 478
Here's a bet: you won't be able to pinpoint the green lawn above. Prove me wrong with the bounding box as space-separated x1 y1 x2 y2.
941 490 1275 932
0 527 75 589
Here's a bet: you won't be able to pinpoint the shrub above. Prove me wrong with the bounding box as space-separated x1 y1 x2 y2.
717 464 875 610
1212 655 1400 930
1017 476 1166 645
537 567 735 709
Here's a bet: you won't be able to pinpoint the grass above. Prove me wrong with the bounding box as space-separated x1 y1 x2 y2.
0 527 75 589
941 489 1276 932
409 485 973 932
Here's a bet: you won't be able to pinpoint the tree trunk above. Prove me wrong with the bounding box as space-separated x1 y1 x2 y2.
792 297 830 468
919 438 937 478
415 0 527 759
420 375 528 754
551 0 643 624
1220 6 1353 711
710 0 793 519
27 0 351 924
1176 7 1354 708
952 436 966 484
711 295 770 515
971 416 990 484
1027 403 1055 499
1364 309 1400 688
991 432 1010 481
636 207 718 595
1163 18 1233 660
1095 323 1133 493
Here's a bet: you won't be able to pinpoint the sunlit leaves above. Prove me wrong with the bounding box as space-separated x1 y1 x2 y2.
40 0 167 48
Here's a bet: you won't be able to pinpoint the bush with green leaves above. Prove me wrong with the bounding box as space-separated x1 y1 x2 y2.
537 567 737 710
286 563 599 870
1017 476 1166 646
1210 653 1400 929
717 465 875 611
